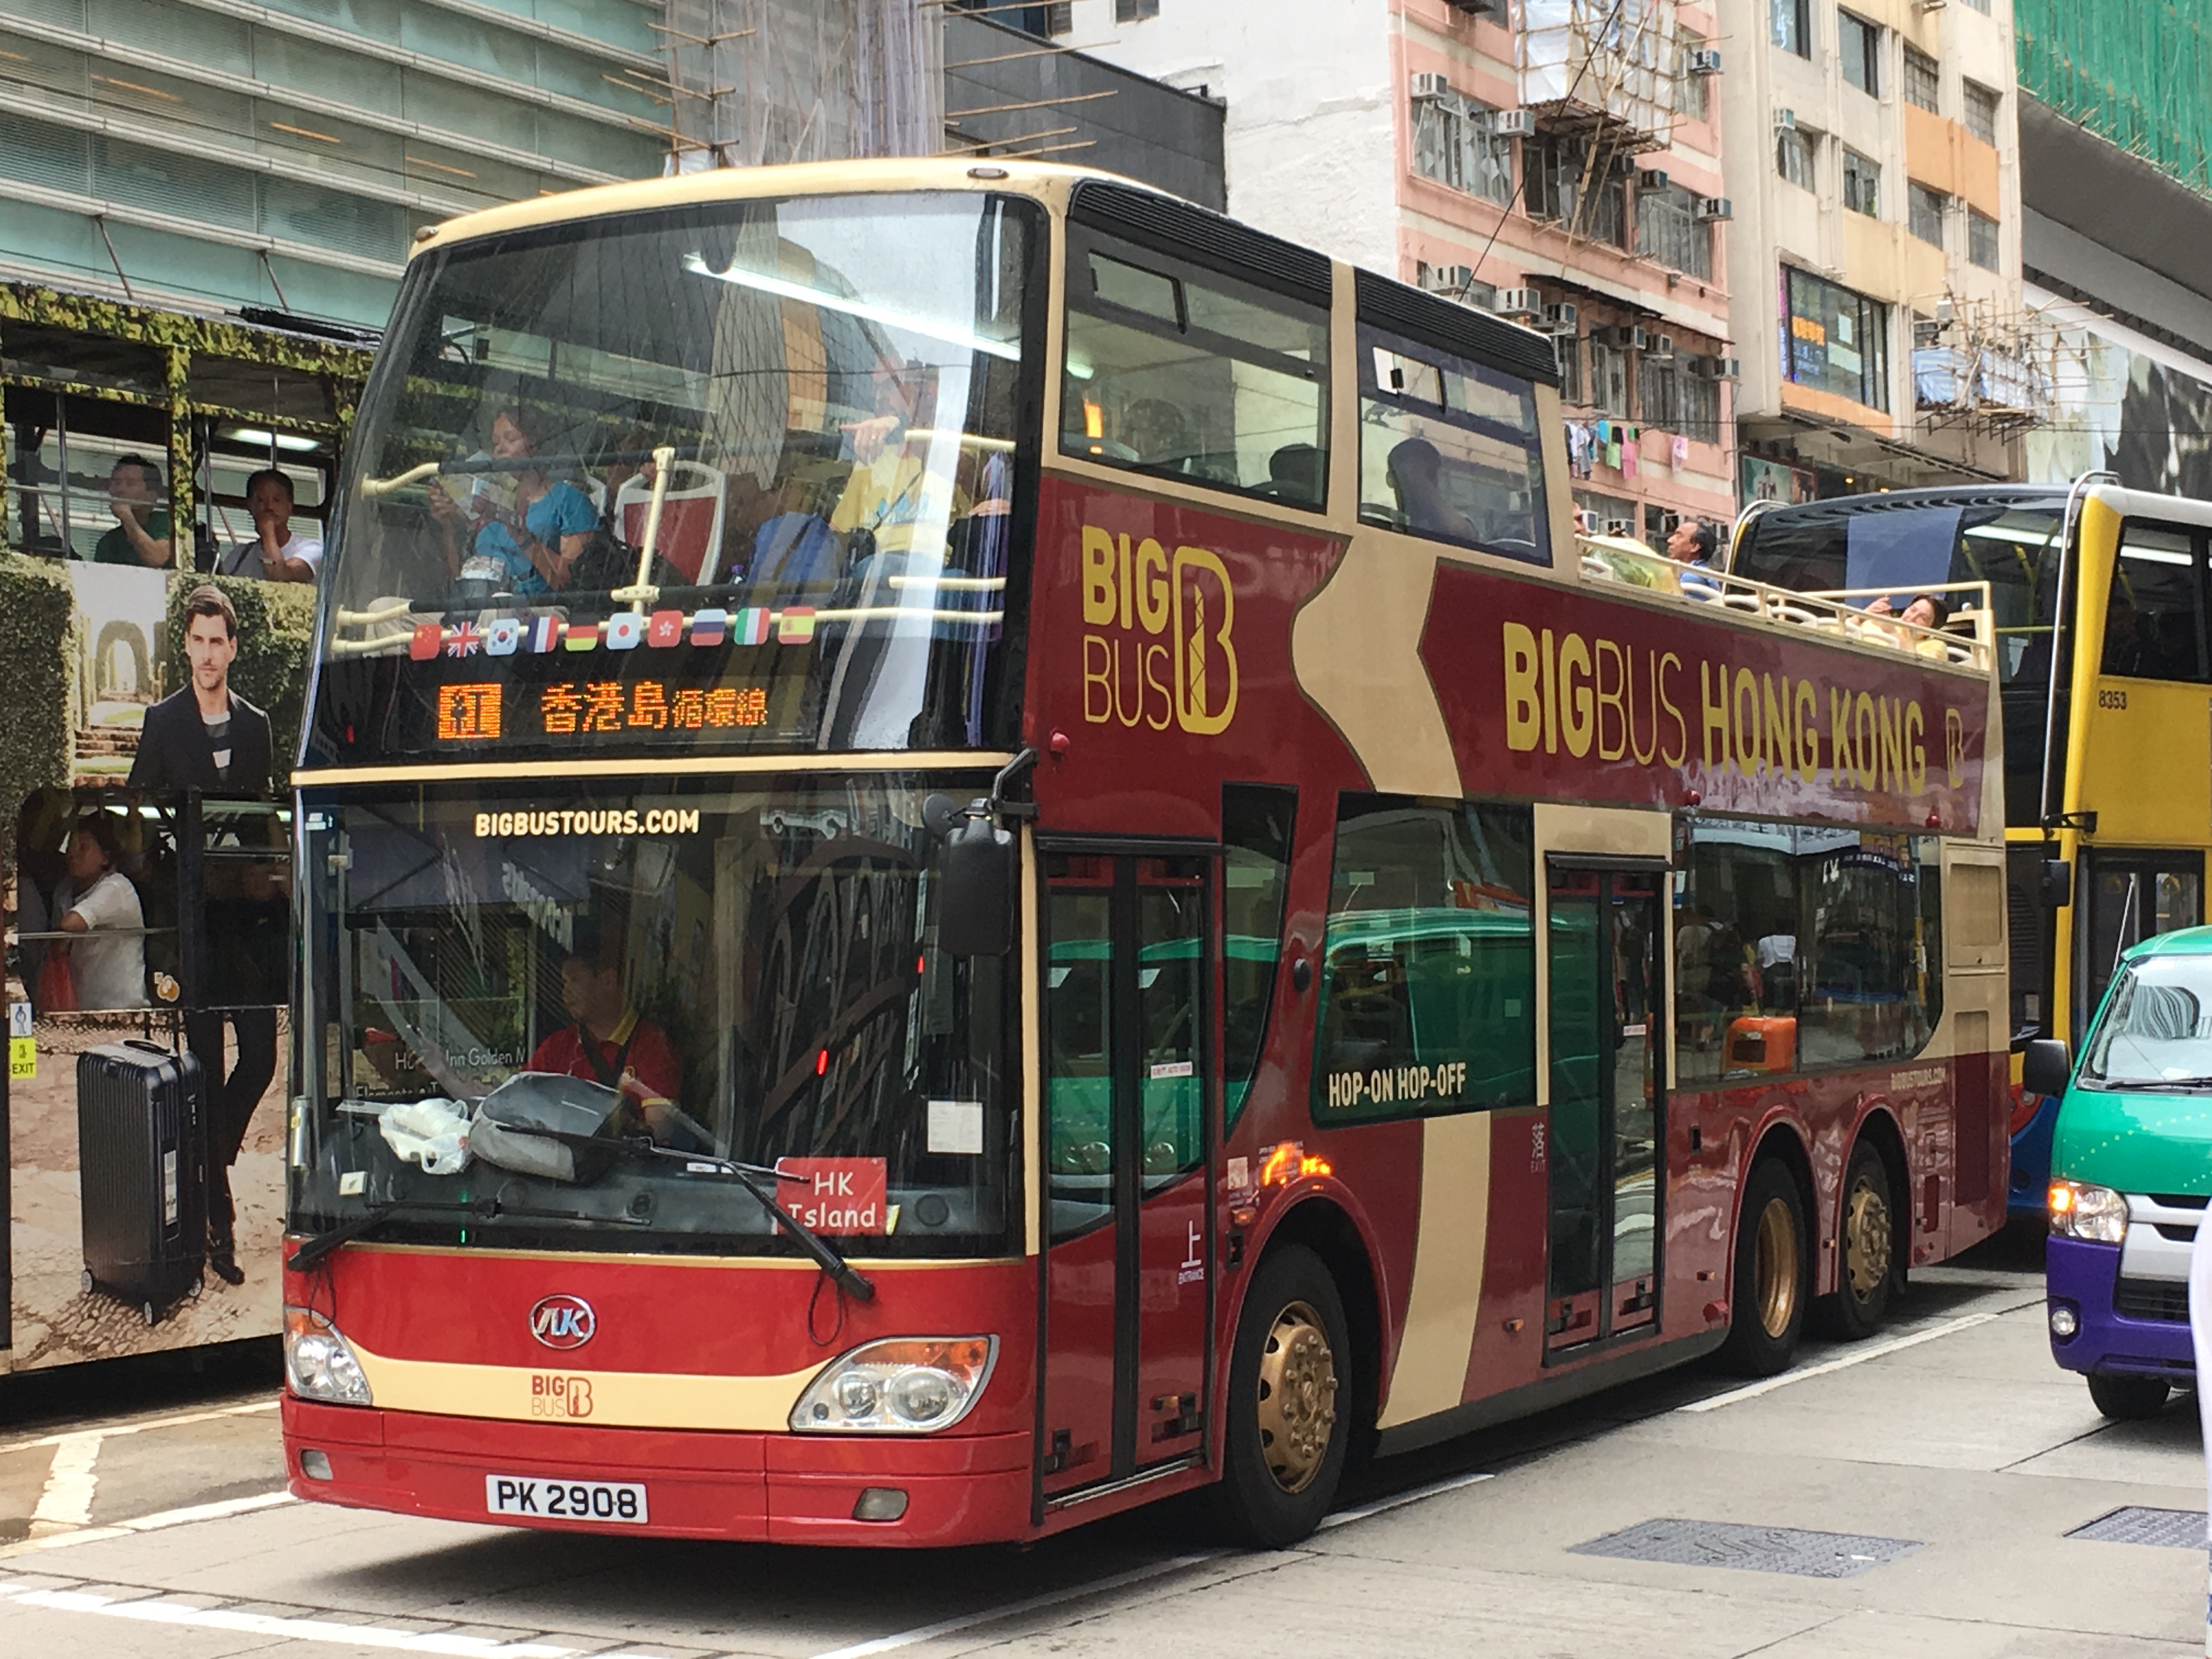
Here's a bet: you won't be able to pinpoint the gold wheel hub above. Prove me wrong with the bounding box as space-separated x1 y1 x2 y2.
1844 1175 1892 1299
1255 1299 1338 1494
1753 1195 1800 1340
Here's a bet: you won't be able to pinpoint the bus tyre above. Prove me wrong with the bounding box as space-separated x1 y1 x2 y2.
1719 1159 1808 1376
1212 1244 1350 1547
2087 1373 2170 1420
1815 1141 1895 1341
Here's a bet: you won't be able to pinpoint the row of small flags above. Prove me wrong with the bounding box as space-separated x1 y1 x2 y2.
410 607 815 661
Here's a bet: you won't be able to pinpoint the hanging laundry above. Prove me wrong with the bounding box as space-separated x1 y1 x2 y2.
1671 433 1690 472
1621 426 1639 479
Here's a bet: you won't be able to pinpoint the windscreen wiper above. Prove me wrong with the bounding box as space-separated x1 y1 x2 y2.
287 1196 644 1273
644 1146 877 1304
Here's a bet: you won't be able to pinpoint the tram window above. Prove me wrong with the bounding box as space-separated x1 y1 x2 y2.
1357 323 1548 565
1060 231 1329 509
1675 816 1944 1081
1311 793 1536 1122
1222 782 1296 1129
2102 522 2208 682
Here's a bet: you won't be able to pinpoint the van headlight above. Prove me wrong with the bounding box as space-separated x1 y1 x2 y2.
285 1307 373 1405
791 1338 996 1432
2049 1180 2129 1245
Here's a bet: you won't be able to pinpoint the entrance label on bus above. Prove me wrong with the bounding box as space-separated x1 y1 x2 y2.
774 1157 890 1234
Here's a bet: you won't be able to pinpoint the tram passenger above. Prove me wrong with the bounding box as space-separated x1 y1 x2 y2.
526 935 692 1148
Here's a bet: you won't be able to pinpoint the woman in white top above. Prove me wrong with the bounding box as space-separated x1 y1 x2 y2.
55 816 147 1010
216 468 321 582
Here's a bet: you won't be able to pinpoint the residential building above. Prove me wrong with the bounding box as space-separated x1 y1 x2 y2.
2015 0 2212 495
1074 0 1739 548
1717 0 2034 503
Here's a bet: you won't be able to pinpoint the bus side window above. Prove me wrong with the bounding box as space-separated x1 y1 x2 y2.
1059 227 1330 511
1310 792 1537 1124
2102 522 2209 683
1222 783 1297 1131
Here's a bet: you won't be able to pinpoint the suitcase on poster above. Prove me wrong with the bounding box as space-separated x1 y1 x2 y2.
77 1039 207 1322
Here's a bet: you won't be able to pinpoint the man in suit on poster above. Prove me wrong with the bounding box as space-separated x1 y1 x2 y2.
129 584 276 1286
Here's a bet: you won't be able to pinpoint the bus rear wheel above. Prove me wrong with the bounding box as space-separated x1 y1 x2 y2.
1211 1244 1350 1547
1719 1159 1808 1376
1815 1141 1896 1341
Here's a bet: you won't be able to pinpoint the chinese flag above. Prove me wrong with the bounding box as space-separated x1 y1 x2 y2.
409 623 442 660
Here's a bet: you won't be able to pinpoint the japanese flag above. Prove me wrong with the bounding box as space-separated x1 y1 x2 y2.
604 612 644 651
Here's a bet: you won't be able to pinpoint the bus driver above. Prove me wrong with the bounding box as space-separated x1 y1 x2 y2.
526 936 691 1147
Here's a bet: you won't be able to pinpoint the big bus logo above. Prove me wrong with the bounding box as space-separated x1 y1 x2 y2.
528 1294 596 1351
1079 525 1238 736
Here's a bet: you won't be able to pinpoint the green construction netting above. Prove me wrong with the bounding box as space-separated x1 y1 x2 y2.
2017 0 2212 195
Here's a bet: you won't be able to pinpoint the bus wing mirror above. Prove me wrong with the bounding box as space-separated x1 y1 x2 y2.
2039 859 2073 909
936 812 1014 958
2021 1038 2071 1098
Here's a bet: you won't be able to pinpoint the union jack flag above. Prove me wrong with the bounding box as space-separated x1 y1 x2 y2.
445 622 482 657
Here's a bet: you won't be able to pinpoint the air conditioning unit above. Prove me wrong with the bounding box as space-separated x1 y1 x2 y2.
1444 0 1507 15
1774 108 1798 130
1912 318 1944 347
1493 286 1544 319
1609 151 1641 177
1637 168 1671 191
1421 263 1476 294
1688 47 1723 74
1491 109 1538 137
1694 196 1734 222
1690 354 1742 380
1544 301 1579 330
1916 0 1946 10
1605 518 1637 537
1645 333 1675 361
1410 71 1452 102
1626 326 1649 352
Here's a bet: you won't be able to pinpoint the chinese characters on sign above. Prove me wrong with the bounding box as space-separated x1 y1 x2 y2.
537 681 767 737
436 682 503 741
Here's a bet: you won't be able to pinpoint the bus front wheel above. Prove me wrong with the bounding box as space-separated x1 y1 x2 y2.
1212 1244 1351 1547
1719 1159 1808 1376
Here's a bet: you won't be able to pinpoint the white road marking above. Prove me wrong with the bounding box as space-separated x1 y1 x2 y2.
809 1551 1233 1659
0 1582 580 1656
1678 1297 2045 1414
1314 1469 1494 1529
1 1489 295 1558
28 1434 103 1534
0 1396 278 1458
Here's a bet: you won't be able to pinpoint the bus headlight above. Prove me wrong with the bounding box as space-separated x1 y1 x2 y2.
791 1338 996 1432
284 1307 373 1406
2050 1180 2129 1245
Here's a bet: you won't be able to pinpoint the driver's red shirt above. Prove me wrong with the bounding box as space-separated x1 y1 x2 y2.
526 1009 681 1103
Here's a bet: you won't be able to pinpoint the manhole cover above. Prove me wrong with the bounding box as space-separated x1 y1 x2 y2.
2068 1506 2207 1548
1570 1519 1923 1578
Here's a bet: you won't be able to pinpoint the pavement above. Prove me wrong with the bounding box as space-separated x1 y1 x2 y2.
0 1235 2203 1657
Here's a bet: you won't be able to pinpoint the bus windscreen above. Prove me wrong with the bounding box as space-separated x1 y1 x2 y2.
310 191 1041 765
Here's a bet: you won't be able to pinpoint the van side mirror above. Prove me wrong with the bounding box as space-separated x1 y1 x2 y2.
2021 1037 2071 1099
2039 859 2073 909
926 793 1013 957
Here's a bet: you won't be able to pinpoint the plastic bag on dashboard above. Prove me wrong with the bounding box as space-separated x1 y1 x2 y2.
377 1097 471 1175
467 1071 626 1183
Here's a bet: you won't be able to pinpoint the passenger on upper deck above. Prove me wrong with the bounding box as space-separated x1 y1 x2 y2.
428 407 597 595
1666 517 1722 600
830 365 970 561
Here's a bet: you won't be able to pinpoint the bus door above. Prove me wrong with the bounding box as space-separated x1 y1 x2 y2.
1039 851 1212 1499
1544 864 1665 1356
2079 849 2204 1039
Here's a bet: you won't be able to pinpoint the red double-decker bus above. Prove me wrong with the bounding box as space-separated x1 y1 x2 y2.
281 159 2007 1548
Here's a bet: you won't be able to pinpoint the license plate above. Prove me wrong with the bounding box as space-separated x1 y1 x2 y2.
485 1474 648 1525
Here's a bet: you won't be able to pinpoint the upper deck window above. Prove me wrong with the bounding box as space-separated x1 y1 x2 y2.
1357 323 1549 565
313 190 1042 765
1059 229 1330 511
2103 522 2209 684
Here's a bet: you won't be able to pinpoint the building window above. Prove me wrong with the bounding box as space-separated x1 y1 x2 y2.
1312 794 1537 1124
1967 208 2000 270
1904 46 1939 112
1589 337 1629 416
1908 183 1946 246
1773 0 1811 57
1680 368 1722 439
1638 358 1722 439
1675 33 1711 120
1556 330 1584 404
1412 88 1515 207
1842 147 1880 217
1838 10 1881 97
1963 80 2000 145
1636 184 1713 280
1960 0 1990 12
1776 125 1817 190
1784 265 1891 410
1115 0 1159 20
1528 138 1626 247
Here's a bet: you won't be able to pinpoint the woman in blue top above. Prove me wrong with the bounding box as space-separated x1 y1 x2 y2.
429 408 597 595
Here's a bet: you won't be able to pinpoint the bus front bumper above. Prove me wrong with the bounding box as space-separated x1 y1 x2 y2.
2045 1236 2195 1378
284 1397 1035 1547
